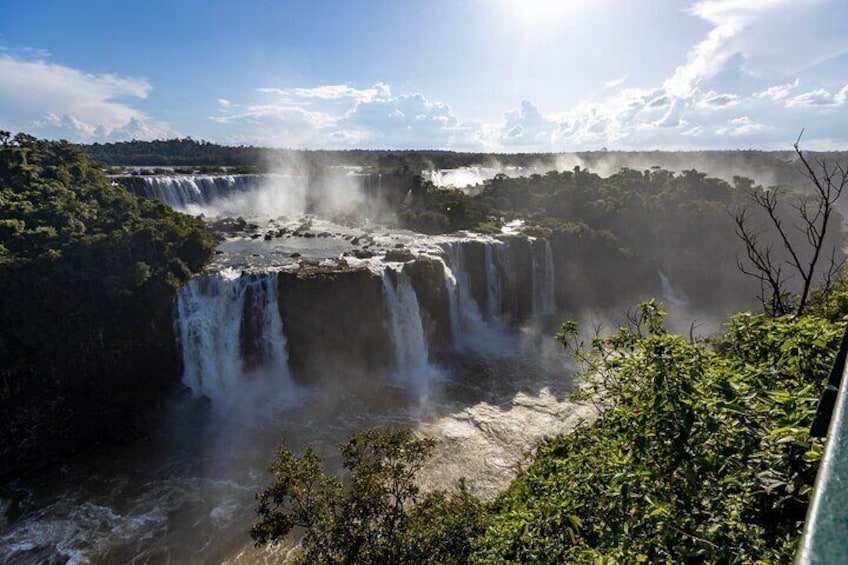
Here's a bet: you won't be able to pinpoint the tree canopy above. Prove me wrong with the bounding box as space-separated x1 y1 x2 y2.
0 132 216 479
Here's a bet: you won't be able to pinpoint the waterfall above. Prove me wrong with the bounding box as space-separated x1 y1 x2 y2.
533 240 556 316
381 268 432 395
659 271 687 307
175 269 290 408
442 242 489 339
440 240 516 355
124 175 262 209
484 243 503 320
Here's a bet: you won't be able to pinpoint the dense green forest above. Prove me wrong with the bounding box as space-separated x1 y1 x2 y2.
84 138 549 171
403 166 843 314
0 133 216 479
84 138 848 184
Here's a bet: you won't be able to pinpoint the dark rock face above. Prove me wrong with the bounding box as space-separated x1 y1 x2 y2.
384 249 416 263
277 269 393 384
239 276 273 372
404 257 452 352
460 241 490 317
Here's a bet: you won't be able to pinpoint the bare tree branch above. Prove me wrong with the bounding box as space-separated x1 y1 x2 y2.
735 131 846 316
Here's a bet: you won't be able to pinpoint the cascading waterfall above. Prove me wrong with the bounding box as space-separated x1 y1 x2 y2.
659 270 687 307
175 269 290 409
126 175 264 210
440 240 519 356
530 240 557 317
442 242 489 340
381 268 433 395
484 243 503 321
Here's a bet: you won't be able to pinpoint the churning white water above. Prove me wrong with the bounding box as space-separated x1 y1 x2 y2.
381 268 436 397
175 269 292 411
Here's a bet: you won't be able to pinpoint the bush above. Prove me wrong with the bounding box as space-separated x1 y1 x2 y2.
473 303 841 564
252 427 486 564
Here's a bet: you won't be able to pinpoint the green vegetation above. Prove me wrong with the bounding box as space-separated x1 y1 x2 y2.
251 427 485 564
85 138 553 170
254 304 841 563
404 168 759 311
0 132 216 479
476 304 840 563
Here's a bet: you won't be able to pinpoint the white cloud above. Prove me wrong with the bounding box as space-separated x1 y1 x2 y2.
754 79 800 101
603 75 628 90
212 83 463 148
716 116 767 136
786 84 848 107
206 0 848 150
498 100 555 146
0 52 172 141
697 91 742 108
258 83 392 104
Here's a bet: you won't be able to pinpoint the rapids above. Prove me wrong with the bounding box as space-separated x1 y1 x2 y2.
0 172 594 564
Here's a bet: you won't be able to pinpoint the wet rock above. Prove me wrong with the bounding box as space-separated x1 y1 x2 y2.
404 257 452 351
277 269 392 384
384 249 416 263
353 250 375 259
4 489 32 525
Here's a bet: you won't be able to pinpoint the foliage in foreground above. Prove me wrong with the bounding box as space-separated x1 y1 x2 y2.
251 427 485 564
253 303 841 563
475 303 841 564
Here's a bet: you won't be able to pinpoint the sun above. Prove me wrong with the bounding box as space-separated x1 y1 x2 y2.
497 0 588 30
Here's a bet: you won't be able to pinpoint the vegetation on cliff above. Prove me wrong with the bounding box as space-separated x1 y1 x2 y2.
0 132 216 479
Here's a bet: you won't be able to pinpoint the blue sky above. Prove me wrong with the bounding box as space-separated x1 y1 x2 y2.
1 0 847 151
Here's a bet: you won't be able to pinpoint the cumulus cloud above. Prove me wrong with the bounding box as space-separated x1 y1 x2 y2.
716 116 767 136
0 51 172 141
211 82 464 148
207 0 847 150
603 75 628 90
754 79 800 101
786 85 848 107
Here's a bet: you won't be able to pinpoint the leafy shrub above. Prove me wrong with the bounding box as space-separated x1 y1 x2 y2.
473 303 841 564
252 427 485 564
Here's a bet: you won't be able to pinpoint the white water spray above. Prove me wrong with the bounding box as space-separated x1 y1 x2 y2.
175 269 291 409
381 268 433 396
536 240 556 316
